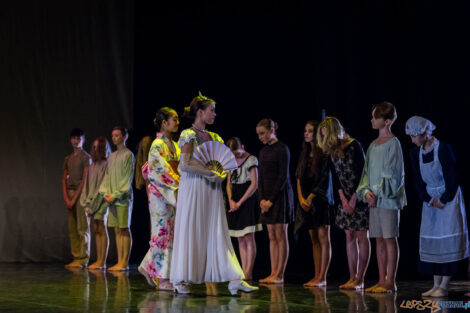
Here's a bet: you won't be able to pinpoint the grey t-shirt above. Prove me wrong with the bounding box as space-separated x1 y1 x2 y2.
63 149 91 190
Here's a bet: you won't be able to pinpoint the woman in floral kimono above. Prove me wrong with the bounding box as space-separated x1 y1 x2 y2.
139 107 180 291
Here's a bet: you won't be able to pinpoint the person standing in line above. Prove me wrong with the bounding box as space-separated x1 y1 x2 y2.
135 136 153 195
226 137 262 281
99 126 135 271
62 128 91 268
357 102 407 293
139 107 181 291
406 116 468 297
256 118 294 284
169 93 257 295
81 137 111 269
294 120 333 287
317 117 370 290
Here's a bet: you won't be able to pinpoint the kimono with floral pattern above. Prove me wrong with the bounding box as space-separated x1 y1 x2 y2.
139 133 180 279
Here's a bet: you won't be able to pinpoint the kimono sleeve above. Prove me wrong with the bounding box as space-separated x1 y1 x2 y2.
147 140 180 207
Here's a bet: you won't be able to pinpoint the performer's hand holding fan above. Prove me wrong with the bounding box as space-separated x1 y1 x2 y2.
193 141 238 181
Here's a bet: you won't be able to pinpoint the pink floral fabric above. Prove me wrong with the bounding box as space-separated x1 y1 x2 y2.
139 133 180 279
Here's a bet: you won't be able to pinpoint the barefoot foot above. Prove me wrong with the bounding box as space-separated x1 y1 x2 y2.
365 284 379 293
259 275 274 283
88 262 106 270
339 279 354 289
348 279 364 290
303 278 317 287
108 264 129 272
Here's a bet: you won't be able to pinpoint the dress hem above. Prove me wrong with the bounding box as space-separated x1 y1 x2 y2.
229 224 263 237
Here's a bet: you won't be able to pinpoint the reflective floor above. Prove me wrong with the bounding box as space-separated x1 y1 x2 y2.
0 264 469 312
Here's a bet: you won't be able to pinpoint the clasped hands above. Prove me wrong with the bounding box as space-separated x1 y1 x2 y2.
104 194 114 205
300 194 315 212
260 200 273 213
430 198 444 209
228 199 241 212
64 198 74 210
340 189 358 214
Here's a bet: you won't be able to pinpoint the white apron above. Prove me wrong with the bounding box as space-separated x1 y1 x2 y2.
419 140 468 263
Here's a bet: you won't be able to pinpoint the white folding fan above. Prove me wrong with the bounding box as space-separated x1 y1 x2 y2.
193 141 238 174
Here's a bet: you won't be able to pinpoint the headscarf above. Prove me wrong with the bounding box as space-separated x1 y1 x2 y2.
405 116 436 136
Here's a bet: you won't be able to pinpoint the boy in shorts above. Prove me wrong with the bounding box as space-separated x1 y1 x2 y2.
99 126 135 271
357 102 407 293
62 128 91 268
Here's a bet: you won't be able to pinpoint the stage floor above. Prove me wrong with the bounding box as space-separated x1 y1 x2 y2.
0 264 468 312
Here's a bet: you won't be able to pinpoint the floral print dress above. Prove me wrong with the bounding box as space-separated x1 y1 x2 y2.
330 140 369 231
139 133 180 279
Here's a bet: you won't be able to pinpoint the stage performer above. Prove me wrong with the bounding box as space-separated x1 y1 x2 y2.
256 118 294 284
138 107 181 291
135 136 153 194
99 126 135 271
406 116 468 297
357 102 406 293
294 120 333 287
226 137 262 281
317 117 370 290
62 128 91 268
80 137 111 269
169 93 258 295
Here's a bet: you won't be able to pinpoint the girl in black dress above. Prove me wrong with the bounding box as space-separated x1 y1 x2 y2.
317 117 370 290
294 121 333 287
226 137 262 281
256 118 294 284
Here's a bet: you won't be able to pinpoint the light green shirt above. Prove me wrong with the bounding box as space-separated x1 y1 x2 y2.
99 148 135 205
356 137 407 210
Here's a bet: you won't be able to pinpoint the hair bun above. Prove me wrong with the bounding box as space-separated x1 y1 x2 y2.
183 106 193 119
273 120 278 131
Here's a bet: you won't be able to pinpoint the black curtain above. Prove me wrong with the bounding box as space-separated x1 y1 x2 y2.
0 0 133 262
135 0 470 279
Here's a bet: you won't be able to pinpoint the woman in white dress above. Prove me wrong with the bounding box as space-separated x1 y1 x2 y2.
169 93 258 295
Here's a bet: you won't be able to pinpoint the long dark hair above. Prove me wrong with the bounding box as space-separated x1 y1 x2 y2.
91 137 111 163
298 120 322 178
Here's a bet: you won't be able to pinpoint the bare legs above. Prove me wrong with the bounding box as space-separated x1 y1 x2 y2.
366 237 399 292
340 229 370 289
88 220 109 269
259 223 289 284
109 227 132 271
238 233 257 280
304 226 331 287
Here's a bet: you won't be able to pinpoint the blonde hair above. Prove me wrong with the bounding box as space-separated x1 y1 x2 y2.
316 116 351 158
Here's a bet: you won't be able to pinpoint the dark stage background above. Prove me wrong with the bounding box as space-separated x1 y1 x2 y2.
1 0 469 282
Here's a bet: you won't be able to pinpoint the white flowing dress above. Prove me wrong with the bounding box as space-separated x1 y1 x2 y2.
170 129 244 284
